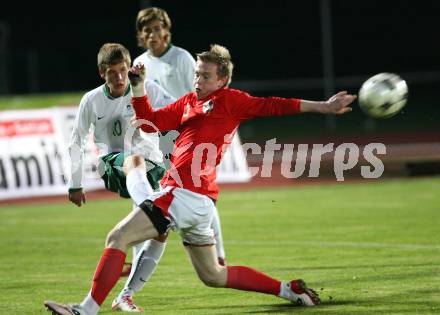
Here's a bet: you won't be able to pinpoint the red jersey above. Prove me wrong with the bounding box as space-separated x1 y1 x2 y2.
132 87 301 200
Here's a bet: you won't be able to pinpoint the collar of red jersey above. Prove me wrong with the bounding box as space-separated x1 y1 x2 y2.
197 86 227 102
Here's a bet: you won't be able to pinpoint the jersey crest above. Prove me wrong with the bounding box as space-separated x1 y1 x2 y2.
202 100 214 114
123 104 134 118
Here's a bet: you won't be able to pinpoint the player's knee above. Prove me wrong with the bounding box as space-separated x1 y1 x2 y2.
123 154 145 175
198 270 224 288
105 227 125 249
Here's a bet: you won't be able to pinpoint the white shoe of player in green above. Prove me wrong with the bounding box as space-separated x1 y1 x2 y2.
112 295 143 312
282 279 321 306
44 300 89 315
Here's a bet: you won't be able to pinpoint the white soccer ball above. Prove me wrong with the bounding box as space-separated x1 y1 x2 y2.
358 72 408 118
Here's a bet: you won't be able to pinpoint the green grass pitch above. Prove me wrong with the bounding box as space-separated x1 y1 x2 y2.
1 177 439 314
0 92 83 110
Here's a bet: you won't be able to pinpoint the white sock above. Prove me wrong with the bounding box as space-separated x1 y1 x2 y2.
118 239 166 299
129 239 148 296
80 291 100 315
120 206 147 298
278 282 290 300
132 241 145 260
126 167 153 206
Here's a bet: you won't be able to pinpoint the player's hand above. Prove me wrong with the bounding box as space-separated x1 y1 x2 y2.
128 63 146 87
218 257 227 266
68 189 86 207
323 91 357 114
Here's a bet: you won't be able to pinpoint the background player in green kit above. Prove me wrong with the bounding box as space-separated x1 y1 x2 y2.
67 43 175 312
68 42 173 209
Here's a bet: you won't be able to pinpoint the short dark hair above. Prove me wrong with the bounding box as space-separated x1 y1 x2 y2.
97 43 131 72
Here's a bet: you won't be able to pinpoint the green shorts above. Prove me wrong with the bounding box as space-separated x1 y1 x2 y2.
99 152 166 199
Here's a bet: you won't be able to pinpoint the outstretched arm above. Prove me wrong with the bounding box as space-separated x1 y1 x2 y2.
230 90 356 121
300 91 356 114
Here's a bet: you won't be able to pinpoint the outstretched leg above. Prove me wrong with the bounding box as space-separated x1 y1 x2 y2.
185 244 320 306
44 207 161 315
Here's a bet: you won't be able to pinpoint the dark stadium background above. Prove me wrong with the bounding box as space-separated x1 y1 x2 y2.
1 0 439 142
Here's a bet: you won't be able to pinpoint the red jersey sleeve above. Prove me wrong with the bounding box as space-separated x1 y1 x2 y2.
131 95 184 132
227 89 301 121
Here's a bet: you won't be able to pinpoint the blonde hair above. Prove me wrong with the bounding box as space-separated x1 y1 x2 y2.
197 44 234 86
136 7 172 48
97 43 131 72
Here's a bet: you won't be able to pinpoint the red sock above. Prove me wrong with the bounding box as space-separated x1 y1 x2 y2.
90 248 126 305
226 266 281 296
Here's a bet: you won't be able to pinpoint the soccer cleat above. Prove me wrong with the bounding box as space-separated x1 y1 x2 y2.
286 279 321 306
120 262 132 277
44 300 88 315
112 295 144 312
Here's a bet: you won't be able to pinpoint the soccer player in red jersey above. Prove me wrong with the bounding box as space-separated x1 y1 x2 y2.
44 44 355 315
